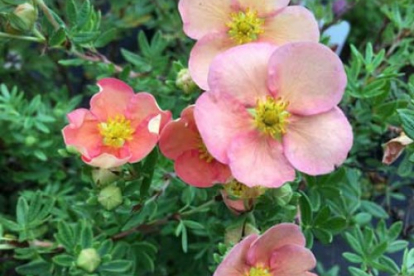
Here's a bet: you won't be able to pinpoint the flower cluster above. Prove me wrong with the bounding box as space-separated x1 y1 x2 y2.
62 0 354 274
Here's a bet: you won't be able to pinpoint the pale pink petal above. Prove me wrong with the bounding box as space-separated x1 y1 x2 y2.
234 0 289 15
82 152 130 169
305 273 318 276
126 120 159 163
268 42 347 116
127 92 172 132
194 92 254 164
175 150 231 187
179 0 232 40
90 78 134 121
227 132 295 188
213 234 258 276
62 109 102 158
221 190 252 215
246 223 305 267
260 6 319 45
189 33 235 90
159 106 200 160
283 107 353 175
208 43 277 107
382 133 413 165
269 245 316 275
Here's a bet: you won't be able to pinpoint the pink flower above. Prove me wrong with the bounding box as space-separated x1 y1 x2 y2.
62 78 171 168
178 0 320 90
159 105 231 187
214 223 317 276
194 42 353 188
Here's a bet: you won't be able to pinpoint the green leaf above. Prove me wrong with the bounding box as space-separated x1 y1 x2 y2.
121 49 151 71
52 254 74 267
349 267 371 276
345 232 363 254
95 28 117 48
370 241 388 259
80 222 93 249
398 109 414 140
16 197 29 226
77 0 91 27
99 260 132 272
66 0 78 23
0 216 20 231
140 148 159 197
299 192 313 225
55 221 75 252
15 260 52 275
388 221 403 240
343 252 363 263
360 200 388 219
49 27 66 47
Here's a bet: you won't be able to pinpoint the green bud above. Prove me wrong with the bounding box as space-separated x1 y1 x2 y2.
66 145 80 155
92 167 122 187
175 68 197 94
98 184 123 210
273 183 293 206
25 136 37 146
76 248 101 273
7 3 38 33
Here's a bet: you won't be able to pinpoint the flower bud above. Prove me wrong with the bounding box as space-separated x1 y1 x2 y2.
273 183 293 206
25 136 37 146
98 184 123 210
175 68 197 94
6 3 37 34
221 180 266 215
76 248 101 273
92 167 122 187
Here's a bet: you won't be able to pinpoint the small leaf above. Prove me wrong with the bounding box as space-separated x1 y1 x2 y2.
349 267 371 276
52 254 74 267
398 109 414 140
16 260 52 275
99 260 132 272
49 28 66 46
94 28 117 48
360 200 388 219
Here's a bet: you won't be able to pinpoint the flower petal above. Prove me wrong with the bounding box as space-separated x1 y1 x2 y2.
228 132 295 188
246 223 305 267
194 92 254 164
179 0 232 40
283 107 353 175
127 92 172 133
269 245 316 275
260 6 319 45
82 152 130 169
126 120 159 164
159 107 200 160
268 42 347 116
208 43 277 106
62 108 102 158
90 78 134 121
189 33 235 90
213 234 258 276
175 150 231 187
234 0 289 15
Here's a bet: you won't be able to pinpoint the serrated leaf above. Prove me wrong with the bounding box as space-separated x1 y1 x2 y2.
49 27 66 47
66 0 77 24
77 0 91 27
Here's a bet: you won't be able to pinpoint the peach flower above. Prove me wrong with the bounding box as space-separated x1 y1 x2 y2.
194 42 353 188
178 0 320 90
62 78 171 168
214 223 317 276
159 106 231 187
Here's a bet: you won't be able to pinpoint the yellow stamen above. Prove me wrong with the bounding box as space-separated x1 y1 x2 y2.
253 96 290 139
98 115 134 148
227 8 264 44
246 266 272 276
198 139 214 163
225 179 266 199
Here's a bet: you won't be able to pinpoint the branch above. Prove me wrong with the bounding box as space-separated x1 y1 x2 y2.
34 0 60 31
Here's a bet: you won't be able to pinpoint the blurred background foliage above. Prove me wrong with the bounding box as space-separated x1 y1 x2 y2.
0 0 413 275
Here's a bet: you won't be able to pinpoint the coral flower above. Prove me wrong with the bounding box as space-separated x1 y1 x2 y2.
62 78 171 168
214 223 317 276
159 106 231 187
178 0 320 90
194 43 353 188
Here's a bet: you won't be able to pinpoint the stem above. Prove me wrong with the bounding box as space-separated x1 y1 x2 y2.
0 32 44 42
34 0 60 30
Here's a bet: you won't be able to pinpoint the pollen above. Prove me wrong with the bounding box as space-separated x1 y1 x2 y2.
253 96 290 139
227 8 265 44
246 266 271 276
198 138 214 163
225 179 266 199
98 115 134 148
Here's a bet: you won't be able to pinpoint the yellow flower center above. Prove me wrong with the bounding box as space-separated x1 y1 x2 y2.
98 115 134 148
227 8 264 44
198 139 214 163
253 96 290 139
246 266 271 276
225 179 266 199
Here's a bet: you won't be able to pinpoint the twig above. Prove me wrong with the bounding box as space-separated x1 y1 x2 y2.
0 32 44 42
34 0 61 31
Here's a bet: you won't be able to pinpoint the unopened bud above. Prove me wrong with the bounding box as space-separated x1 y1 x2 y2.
76 248 101 273
98 185 123 210
176 68 197 94
25 136 37 146
273 183 293 206
92 167 121 187
7 3 37 33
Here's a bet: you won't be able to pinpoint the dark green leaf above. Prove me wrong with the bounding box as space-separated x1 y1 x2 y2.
49 28 66 47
